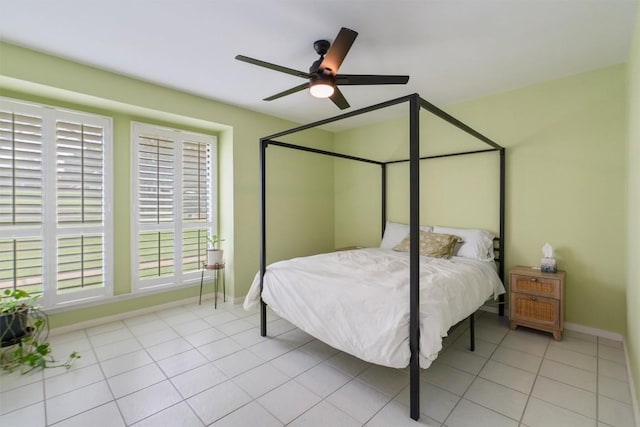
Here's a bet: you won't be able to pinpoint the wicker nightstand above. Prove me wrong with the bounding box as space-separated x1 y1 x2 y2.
509 265 565 340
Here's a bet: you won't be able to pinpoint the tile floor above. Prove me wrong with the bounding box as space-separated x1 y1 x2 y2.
0 302 636 426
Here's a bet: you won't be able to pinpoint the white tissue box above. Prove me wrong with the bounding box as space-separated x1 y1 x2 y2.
541 257 557 273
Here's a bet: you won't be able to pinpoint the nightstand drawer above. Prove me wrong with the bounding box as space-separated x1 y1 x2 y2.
510 274 560 299
510 292 560 328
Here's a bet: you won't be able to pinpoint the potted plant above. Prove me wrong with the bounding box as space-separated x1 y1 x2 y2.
0 289 31 344
0 289 80 374
206 234 225 266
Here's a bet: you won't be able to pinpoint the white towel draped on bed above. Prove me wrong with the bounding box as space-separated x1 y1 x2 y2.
244 248 505 369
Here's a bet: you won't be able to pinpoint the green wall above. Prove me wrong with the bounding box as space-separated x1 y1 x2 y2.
333 112 500 249
334 65 628 334
0 42 335 327
626 3 640 417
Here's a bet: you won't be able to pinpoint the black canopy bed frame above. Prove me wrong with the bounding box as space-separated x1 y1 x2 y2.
257 93 505 421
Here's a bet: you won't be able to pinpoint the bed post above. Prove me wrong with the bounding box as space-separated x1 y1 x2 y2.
381 164 387 238
469 313 476 351
259 138 268 336
498 148 506 316
409 94 421 421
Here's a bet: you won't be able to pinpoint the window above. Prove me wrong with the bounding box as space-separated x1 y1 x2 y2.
0 98 113 308
131 122 216 292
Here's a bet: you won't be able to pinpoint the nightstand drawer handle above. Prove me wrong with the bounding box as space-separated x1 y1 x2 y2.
530 278 538 282
531 296 537 301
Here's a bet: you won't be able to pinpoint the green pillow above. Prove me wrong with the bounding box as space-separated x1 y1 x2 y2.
393 231 460 259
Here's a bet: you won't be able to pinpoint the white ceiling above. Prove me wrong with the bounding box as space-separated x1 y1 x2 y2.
0 0 637 130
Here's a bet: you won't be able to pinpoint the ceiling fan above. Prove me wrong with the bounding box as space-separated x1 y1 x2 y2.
235 27 409 110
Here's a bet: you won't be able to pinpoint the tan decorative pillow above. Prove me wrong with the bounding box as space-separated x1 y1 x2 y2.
393 231 461 259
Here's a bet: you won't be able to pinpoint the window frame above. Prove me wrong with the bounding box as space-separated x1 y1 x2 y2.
130 121 217 293
0 97 113 309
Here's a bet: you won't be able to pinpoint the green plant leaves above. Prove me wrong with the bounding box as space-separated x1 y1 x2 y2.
1 289 80 374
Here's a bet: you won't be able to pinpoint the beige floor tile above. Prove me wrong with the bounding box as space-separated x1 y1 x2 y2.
366 400 440 426
539 359 596 392
599 358 629 382
289 400 360 427
423 361 475 396
438 347 488 375
445 399 518 427
522 397 596 427
598 395 636 427
531 376 596 418
479 360 536 394
464 377 528 420
598 375 632 404
548 334 597 356
211 401 282 427
598 344 626 364
545 346 597 372
501 329 550 356
186 380 252 425
490 345 542 373
259 380 322 424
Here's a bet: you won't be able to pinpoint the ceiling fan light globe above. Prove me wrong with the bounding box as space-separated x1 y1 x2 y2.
309 82 334 98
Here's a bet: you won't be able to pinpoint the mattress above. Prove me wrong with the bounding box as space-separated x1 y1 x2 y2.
244 247 505 368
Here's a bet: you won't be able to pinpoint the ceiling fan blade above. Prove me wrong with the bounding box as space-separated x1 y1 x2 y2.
335 74 410 85
320 27 358 74
263 82 310 101
330 87 350 110
235 55 310 79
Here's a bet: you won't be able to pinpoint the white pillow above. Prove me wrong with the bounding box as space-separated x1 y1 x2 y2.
432 226 495 261
380 221 433 249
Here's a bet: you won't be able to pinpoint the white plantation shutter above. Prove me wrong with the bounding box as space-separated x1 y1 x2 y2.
56 121 105 224
182 141 211 222
181 228 207 273
138 136 174 224
0 98 112 307
0 111 43 225
56 234 104 294
138 231 174 279
53 114 110 300
132 123 216 291
135 134 176 282
0 109 44 295
182 141 211 273
55 120 107 295
0 238 43 295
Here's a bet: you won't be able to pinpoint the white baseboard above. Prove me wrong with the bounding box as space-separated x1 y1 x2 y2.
480 305 625 342
49 293 223 336
623 342 640 427
563 321 624 342
228 295 244 305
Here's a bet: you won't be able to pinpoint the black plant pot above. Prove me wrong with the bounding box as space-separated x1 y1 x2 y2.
0 310 29 347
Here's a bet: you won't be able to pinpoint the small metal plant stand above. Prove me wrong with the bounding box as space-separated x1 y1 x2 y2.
199 262 226 308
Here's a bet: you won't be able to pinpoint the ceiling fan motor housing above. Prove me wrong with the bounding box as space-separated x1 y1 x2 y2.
310 40 331 74
313 39 331 56
310 72 335 85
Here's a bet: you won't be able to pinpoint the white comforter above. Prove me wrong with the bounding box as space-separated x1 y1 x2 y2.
244 248 505 368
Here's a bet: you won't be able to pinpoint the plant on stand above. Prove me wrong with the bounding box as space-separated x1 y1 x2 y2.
0 289 80 374
206 234 225 266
